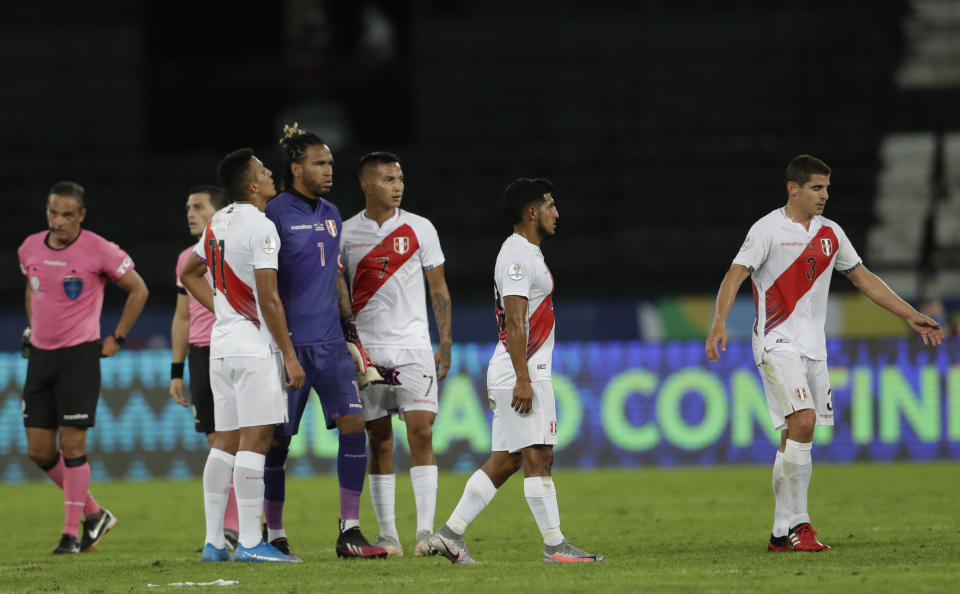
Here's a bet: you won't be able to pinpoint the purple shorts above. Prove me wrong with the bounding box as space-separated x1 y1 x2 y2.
276 341 362 436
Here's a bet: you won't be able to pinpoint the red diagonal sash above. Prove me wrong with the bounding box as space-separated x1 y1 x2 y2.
763 226 838 334
351 224 420 313
204 225 260 328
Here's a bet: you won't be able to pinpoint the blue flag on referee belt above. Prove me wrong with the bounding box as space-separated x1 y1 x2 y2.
63 276 83 300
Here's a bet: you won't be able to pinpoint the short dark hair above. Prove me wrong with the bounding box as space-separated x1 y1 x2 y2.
188 185 227 210
503 178 553 225
48 180 85 209
278 123 326 191
216 148 255 202
785 154 831 188
358 151 401 178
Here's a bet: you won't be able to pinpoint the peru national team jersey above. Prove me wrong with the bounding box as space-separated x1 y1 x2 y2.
264 191 344 346
341 209 444 349
193 203 281 359
175 246 215 347
487 233 555 389
733 208 861 365
19 230 134 350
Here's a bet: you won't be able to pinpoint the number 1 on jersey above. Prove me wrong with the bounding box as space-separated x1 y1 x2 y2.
208 238 227 295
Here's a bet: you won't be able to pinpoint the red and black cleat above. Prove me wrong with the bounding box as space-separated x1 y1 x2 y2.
336 526 389 559
789 523 831 551
767 534 791 552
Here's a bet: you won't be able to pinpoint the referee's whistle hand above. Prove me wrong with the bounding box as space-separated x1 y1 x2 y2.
101 336 121 358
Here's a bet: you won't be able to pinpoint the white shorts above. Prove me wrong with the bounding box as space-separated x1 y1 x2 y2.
210 353 289 431
757 349 834 431
361 347 438 422
488 380 558 453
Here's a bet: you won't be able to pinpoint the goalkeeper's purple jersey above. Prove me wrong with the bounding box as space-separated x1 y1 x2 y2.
265 189 345 346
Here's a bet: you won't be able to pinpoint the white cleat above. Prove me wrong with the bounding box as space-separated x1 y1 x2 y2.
427 527 480 565
374 535 403 557
415 530 438 557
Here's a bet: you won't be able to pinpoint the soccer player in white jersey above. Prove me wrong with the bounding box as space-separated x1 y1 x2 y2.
180 148 306 563
340 152 453 557
706 154 944 552
428 178 603 565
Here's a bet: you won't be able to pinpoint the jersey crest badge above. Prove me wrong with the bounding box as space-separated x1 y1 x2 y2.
261 235 277 254
549 421 557 435
325 220 338 237
820 238 833 256
63 276 83 300
795 387 808 401
393 236 410 255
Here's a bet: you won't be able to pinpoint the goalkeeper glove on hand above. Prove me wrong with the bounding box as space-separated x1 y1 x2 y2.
343 317 382 389
372 364 401 386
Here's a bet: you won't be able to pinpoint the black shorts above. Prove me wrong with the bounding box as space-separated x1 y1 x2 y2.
187 344 215 434
23 340 101 428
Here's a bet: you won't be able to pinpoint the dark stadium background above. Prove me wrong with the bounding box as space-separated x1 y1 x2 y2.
1 0 958 345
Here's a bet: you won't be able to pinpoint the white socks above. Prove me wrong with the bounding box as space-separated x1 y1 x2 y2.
447 470 498 535
203 449 235 549
771 451 792 537
370 473 398 539
410 465 438 534
233 451 266 549
782 439 813 527
524 476 564 546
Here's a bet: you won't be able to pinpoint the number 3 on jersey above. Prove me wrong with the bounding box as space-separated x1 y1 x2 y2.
207 238 227 295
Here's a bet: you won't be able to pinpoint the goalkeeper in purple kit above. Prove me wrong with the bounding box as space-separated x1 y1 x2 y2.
261 123 398 559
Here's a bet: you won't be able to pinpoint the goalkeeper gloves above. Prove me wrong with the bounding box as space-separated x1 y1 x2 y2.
342 318 401 389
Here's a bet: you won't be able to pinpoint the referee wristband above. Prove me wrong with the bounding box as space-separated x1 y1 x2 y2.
171 362 185 380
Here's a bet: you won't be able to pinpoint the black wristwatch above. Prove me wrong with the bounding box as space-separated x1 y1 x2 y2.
112 332 126 345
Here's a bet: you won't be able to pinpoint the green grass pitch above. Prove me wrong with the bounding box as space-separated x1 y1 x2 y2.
0 462 957 593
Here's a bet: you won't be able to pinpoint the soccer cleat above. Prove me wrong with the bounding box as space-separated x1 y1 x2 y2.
80 508 117 552
336 526 388 559
234 540 302 563
224 529 239 552
53 533 80 554
415 530 437 557
543 540 604 563
269 537 301 561
767 534 791 552
427 527 480 565
201 543 232 562
373 535 403 557
789 523 831 552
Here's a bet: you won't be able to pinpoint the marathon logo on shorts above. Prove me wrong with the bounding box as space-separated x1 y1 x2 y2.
325 220 338 236
549 421 557 436
63 413 89 421
393 236 410 255
62 276 83 300
794 387 808 401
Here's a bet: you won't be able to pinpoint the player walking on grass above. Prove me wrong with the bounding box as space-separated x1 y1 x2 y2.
180 149 305 563
19 181 149 554
429 178 603 565
260 124 394 560
341 152 453 556
169 185 240 551
705 154 944 552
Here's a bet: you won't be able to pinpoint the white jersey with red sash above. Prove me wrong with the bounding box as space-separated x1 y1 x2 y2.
192 202 281 359
733 208 861 365
487 233 555 390
340 209 444 349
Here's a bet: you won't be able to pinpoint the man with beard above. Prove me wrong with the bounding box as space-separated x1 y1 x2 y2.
261 124 393 559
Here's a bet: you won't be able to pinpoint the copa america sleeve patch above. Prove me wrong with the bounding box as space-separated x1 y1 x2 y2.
508 261 526 281
261 235 277 254
739 235 753 251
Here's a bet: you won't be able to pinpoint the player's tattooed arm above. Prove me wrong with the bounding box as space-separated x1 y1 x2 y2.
337 272 354 322
425 265 452 380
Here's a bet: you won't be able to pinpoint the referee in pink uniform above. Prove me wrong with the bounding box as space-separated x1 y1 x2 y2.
18 181 149 554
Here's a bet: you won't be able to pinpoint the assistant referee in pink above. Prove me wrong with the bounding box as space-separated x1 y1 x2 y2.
18 181 149 554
